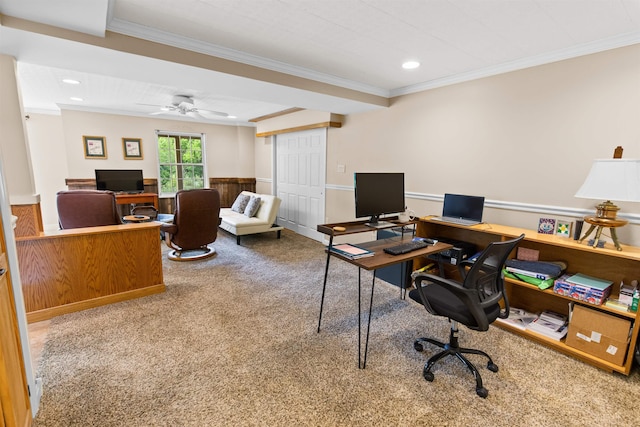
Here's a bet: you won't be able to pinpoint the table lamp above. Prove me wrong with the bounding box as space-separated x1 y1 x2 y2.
575 147 640 250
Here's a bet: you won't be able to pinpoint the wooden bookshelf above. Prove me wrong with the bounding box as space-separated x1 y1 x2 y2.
416 217 639 375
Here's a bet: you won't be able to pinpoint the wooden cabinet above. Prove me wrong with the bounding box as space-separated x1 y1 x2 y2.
0 216 32 426
417 218 639 375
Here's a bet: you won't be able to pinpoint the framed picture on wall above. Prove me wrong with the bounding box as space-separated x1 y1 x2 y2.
83 136 107 159
123 138 143 159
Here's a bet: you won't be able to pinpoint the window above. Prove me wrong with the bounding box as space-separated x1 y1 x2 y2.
156 131 206 195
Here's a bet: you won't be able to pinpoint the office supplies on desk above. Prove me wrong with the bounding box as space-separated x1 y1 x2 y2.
330 243 374 259
431 193 485 226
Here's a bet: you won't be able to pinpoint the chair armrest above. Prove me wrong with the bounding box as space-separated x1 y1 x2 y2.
457 259 475 279
160 223 178 234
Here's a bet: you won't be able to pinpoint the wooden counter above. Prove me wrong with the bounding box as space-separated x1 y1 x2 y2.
16 222 165 322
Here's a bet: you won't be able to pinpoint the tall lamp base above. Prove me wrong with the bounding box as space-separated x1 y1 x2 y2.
578 216 628 251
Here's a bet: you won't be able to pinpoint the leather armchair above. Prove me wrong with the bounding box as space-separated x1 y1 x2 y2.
160 188 221 261
56 190 122 229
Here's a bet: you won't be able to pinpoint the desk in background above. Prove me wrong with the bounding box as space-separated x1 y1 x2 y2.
317 219 451 368
115 192 159 210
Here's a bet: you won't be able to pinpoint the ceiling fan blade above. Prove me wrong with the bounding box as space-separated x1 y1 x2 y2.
199 109 229 118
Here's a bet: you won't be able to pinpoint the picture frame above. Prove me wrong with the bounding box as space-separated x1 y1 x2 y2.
83 136 107 159
556 220 572 237
122 137 143 159
537 217 556 235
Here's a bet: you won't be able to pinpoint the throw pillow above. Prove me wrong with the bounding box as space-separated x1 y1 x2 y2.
231 194 251 213
244 196 262 217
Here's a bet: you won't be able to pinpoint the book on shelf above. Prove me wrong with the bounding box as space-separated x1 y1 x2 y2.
565 273 613 291
504 259 565 280
525 310 568 341
330 243 374 259
505 266 553 280
495 307 538 330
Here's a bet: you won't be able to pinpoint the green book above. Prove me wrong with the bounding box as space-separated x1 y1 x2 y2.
566 273 612 290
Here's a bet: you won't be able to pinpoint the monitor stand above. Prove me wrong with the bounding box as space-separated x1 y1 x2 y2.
365 216 395 229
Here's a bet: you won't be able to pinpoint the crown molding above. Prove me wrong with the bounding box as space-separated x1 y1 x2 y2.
391 32 640 97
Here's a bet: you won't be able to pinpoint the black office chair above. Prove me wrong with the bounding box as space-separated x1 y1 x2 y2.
409 234 525 398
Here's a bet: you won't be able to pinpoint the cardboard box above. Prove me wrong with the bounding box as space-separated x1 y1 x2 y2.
565 305 631 366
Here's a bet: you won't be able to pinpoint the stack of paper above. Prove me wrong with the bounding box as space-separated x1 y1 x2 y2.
526 310 568 341
496 307 538 330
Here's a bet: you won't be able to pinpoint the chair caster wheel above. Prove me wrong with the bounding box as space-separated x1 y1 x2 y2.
423 369 434 382
414 341 424 352
476 387 488 398
487 362 498 372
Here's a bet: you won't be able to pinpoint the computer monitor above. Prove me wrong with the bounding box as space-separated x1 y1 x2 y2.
354 172 405 226
95 169 144 193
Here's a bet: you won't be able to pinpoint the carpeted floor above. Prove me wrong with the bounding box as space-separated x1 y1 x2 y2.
33 229 639 426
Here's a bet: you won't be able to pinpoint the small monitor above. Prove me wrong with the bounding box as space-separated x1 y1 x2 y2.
354 172 405 226
441 193 485 223
95 169 144 193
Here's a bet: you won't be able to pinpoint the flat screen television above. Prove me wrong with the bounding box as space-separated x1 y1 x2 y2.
95 169 144 193
354 172 405 227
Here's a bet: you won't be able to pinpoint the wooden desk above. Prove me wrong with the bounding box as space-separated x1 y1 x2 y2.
317 219 452 368
115 192 159 209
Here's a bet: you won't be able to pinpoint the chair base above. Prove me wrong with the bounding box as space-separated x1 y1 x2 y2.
167 246 216 261
414 324 497 398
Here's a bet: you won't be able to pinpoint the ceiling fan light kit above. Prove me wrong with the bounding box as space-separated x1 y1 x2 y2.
147 94 229 118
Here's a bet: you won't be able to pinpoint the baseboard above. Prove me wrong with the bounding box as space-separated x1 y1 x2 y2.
26 284 166 323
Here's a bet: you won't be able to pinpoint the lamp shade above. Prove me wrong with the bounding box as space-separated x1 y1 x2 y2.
575 159 640 202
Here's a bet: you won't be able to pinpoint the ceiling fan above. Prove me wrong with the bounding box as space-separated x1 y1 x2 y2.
145 95 229 118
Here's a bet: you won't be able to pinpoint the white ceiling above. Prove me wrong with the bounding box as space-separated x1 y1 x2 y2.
1 0 639 125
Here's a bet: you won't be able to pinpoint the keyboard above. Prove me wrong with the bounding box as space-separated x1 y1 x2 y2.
384 239 432 255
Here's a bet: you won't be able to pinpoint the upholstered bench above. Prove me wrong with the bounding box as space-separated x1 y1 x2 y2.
219 191 283 244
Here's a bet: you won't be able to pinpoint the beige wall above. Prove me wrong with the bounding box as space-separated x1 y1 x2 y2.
18 44 640 246
26 110 256 230
0 55 38 204
316 45 640 245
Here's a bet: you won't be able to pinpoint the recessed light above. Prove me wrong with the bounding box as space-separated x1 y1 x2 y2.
227 115 237 119
402 61 420 70
62 78 81 84
70 97 83 101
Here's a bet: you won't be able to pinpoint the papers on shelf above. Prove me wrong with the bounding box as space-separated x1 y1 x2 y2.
330 243 374 259
526 310 569 341
496 307 538 330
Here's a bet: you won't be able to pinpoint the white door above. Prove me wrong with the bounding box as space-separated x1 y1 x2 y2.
275 129 326 241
